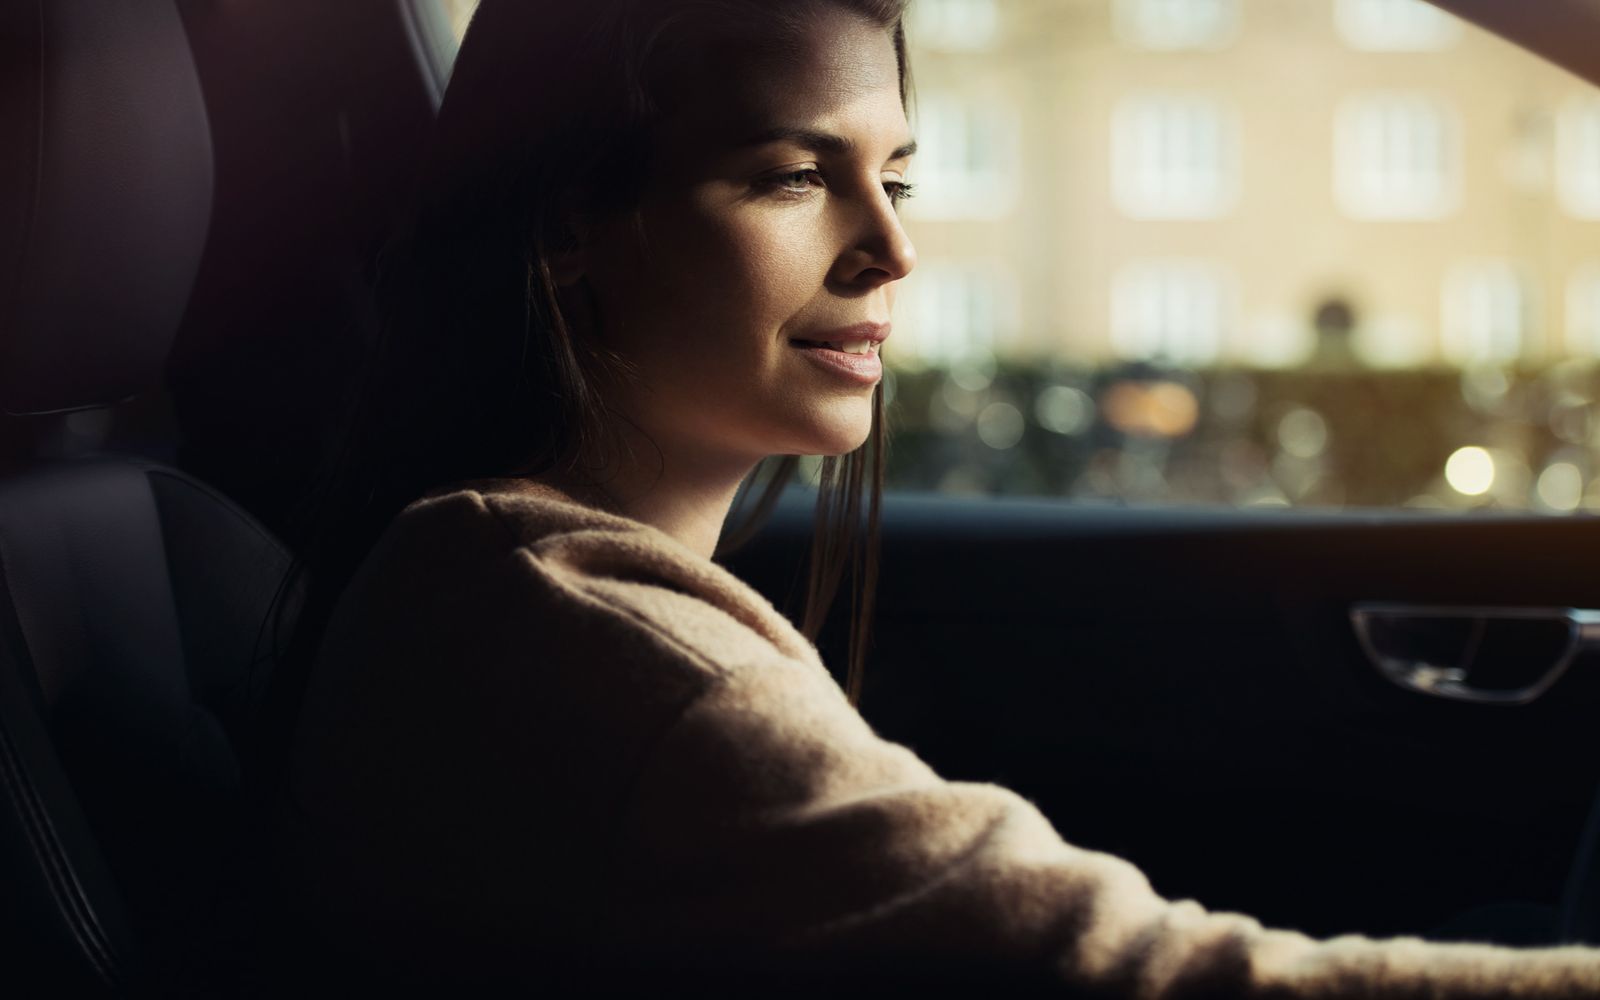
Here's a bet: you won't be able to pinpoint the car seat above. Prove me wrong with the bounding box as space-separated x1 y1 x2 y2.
0 0 293 993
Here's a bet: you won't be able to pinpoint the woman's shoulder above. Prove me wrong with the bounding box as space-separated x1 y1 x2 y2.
408 474 638 542
372 475 826 679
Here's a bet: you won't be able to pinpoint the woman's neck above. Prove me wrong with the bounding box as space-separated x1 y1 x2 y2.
537 440 759 560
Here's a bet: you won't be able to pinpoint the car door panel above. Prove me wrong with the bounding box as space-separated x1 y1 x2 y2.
726 496 1600 940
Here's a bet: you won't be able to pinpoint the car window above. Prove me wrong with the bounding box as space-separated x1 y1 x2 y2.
437 0 1600 514
439 0 478 43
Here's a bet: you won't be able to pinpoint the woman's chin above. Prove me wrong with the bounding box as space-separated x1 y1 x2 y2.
756 398 876 459
802 415 874 457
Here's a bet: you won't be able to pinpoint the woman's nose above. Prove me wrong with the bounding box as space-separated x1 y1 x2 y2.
834 189 917 290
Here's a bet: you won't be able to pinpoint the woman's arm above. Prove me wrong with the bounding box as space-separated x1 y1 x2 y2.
603 653 1600 996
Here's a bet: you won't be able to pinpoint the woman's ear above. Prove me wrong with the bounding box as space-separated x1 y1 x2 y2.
546 199 590 287
547 228 585 284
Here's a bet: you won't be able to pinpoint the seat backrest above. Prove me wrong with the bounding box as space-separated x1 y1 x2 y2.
0 0 294 992
0 462 291 993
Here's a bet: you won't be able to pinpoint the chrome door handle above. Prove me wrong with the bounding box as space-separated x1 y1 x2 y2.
1350 603 1600 706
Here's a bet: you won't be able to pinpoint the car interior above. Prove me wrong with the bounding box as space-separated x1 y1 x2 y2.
8 0 1600 994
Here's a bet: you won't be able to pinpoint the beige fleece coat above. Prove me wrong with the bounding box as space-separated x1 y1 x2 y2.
282 477 1600 995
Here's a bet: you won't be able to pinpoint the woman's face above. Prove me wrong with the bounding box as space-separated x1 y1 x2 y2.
574 5 916 472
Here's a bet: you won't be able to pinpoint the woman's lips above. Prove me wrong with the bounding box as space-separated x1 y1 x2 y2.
789 338 883 384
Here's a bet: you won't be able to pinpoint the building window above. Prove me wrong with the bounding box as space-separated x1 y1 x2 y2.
1442 261 1528 364
908 0 999 51
1334 94 1460 220
1112 96 1238 219
1111 261 1231 365
1567 263 1600 355
1335 0 1460 52
1114 0 1238 51
908 94 1019 220
900 262 1019 362
1557 97 1600 220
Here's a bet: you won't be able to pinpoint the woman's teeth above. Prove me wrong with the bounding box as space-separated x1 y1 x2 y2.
792 338 878 355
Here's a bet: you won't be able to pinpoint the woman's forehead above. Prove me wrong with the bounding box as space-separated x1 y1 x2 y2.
670 11 905 149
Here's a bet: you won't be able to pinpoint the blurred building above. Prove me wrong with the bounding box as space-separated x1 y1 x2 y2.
898 0 1600 370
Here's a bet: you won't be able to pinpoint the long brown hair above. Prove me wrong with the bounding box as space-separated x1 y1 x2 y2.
717 391 887 706
262 0 909 771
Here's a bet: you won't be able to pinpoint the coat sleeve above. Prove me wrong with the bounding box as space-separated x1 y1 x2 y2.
602 653 1600 997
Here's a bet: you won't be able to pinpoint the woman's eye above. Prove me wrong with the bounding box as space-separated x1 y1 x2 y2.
767 169 824 195
884 180 917 206
759 170 916 205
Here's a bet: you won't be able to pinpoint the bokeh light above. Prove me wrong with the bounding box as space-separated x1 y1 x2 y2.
1277 407 1329 459
977 402 1026 450
1445 446 1495 496
1102 381 1200 439
1035 385 1094 436
1536 461 1584 511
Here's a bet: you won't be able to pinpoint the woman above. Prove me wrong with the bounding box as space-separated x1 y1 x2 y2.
273 0 1600 993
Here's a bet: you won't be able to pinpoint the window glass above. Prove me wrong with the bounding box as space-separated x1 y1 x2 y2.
901 260 1020 361
1334 0 1461 52
1333 94 1459 220
1113 95 1238 219
1114 0 1239 51
1111 260 1233 363
907 93 1021 220
1568 263 1600 355
1557 97 1600 220
433 1 1600 515
910 0 1001 51
1440 261 1528 365
890 0 1600 512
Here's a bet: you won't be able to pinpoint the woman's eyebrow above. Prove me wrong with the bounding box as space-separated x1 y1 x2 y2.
741 125 917 160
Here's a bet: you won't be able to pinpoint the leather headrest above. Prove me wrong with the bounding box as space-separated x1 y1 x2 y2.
0 0 212 416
